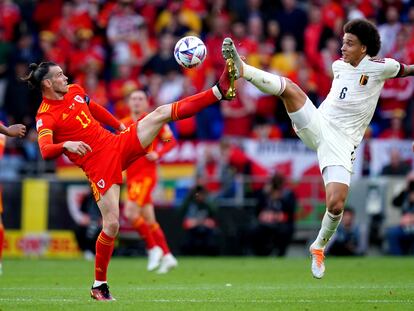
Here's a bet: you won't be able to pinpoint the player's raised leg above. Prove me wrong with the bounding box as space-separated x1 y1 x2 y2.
90 184 120 301
221 37 307 113
136 63 235 148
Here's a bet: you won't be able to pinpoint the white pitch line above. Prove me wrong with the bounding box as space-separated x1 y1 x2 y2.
0 298 412 304
1 284 413 291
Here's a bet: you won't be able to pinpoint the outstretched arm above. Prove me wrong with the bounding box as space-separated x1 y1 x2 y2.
88 99 126 131
397 63 414 78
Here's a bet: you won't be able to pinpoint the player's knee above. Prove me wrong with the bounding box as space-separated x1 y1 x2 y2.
326 194 345 215
280 78 307 105
104 219 120 236
152 105 170 123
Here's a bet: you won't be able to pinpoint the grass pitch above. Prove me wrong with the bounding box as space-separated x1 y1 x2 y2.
0 257 413 310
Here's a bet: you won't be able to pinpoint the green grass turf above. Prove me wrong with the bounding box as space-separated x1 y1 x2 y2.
0 257 413 310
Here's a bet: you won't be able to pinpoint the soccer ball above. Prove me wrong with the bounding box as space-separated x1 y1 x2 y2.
174 36 207 69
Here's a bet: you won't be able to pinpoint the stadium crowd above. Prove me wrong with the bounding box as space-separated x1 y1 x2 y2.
1 0 414 147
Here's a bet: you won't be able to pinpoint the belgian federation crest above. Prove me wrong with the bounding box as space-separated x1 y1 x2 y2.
359 75 369 86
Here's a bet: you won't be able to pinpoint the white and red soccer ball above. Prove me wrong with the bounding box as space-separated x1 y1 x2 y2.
174 36 207 69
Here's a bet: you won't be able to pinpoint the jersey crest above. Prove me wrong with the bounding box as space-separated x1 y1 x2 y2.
359 75 369 86
97 179 105 189
74 95 84 103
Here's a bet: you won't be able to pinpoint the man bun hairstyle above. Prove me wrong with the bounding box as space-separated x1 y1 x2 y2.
343 19 381 57
21 62 57 89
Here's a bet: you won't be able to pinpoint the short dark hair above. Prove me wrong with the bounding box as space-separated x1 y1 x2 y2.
343 19 381 57
21 62 58 90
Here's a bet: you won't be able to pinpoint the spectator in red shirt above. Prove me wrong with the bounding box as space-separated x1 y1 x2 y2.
379 109 407 139
67 28 105 82
0 0 21 41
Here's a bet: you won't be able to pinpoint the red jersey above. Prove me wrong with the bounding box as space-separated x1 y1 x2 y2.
36 84 148 199
36 84 118 167
121 113 177 181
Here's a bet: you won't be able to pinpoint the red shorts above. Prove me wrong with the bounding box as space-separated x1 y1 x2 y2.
127 175 156 206
82 123 148 201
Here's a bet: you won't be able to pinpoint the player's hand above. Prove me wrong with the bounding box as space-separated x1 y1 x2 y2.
145 151 159 162
7 124 26 138
119 123 126 131
63 141 92 156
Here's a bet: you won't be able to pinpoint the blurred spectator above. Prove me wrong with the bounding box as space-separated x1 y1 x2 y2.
378 110 406 139
49 1 92 52
33 0 63 31
378 6 402 57
81 71 110 108
143 32 181 76
180 185 219 255
304 5 323 69
327 207 367 256
109 64 140 118
107 0 145 66
20 128 42 175
321 0 345 31
380 149 411 176
155 0 201 36
250 116 282 140
155 71 185 108
67 28 105 81
38 31 67 66
69 190 102 260
0 27 12 107
249 173 296 256
270 34 299 76
12 33 41 65
0 0 21 41
196 143 236 198
221 80 255 137
386 176 414 255
205 12 231 76
4 61 33 123
317 36 341 98
274 0 307 51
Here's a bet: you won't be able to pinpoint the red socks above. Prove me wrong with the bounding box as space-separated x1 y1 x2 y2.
150 223 170 254
0 223 4 261
171 88 219 121
95 231 115 281
132 216 156 249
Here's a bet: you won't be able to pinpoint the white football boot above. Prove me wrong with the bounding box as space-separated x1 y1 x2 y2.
156 254 178 274
147 246 163 271
310 247 325 279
